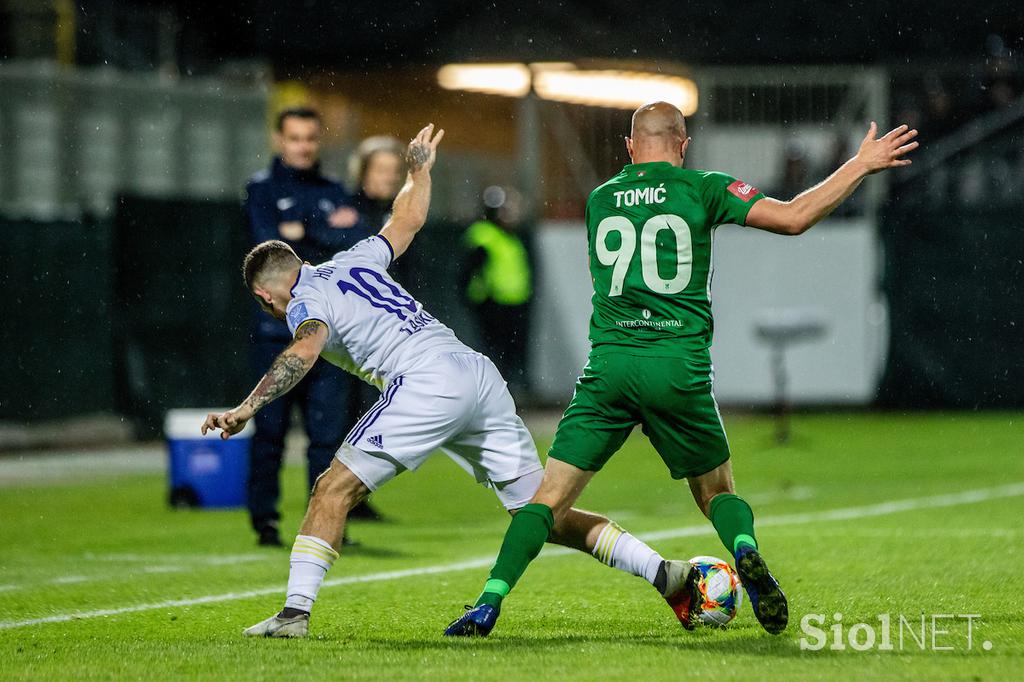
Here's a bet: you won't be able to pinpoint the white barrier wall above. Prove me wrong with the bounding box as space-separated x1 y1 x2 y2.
529 222 594 398
530 219 887 406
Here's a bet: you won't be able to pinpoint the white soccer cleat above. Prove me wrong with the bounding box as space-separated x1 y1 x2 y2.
242 612 310 638
658 559 691 598
659 559 702 631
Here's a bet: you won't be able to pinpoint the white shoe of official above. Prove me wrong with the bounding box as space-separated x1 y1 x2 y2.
242 611 310 638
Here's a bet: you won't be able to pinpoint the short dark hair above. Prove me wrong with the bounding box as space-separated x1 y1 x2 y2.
275 106 321 132
243 240 301 291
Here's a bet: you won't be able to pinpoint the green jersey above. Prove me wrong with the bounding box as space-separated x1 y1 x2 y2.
585 161 764 356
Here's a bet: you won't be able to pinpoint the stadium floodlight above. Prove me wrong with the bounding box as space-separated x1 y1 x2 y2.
532 69 698 114
437 62 698 114
529 61 578 72
436 63 532 97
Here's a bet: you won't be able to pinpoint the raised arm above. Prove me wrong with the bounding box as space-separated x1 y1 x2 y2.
201 320 329 439
745 122 918 236
379 123 445 259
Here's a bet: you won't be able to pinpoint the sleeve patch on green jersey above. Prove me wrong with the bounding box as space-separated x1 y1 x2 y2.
726 179 759 202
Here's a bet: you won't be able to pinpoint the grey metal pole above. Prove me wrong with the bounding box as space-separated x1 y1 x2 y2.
517 92 542 222
771 343 790 444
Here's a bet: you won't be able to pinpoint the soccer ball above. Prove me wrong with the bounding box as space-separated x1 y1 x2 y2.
688 555 743 627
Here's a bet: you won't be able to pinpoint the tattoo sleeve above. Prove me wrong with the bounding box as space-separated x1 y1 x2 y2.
243 321 323 412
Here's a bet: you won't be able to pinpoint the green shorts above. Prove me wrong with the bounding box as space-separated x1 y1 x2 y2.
548 350 730 480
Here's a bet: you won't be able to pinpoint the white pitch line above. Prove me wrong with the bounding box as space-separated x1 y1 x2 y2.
1 481 1022 631
50 575 89 585
84 553 269 565
0 554 273 594
745 486 815 505
607 485 816 521
0 557 499 631
639 481 1024 543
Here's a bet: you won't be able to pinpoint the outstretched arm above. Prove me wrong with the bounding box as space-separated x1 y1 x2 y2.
201 320 329 439
379 123 445 260
745 122 919 236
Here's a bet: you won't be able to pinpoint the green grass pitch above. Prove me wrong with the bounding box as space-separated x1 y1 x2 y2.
1 412 1022 680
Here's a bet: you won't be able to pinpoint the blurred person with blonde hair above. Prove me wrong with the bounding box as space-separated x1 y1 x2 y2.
347 135 407 227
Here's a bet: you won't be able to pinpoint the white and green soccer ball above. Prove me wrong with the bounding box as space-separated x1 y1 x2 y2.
688 555 743 627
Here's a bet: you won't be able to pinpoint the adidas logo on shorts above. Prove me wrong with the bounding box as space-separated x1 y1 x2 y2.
366 434 384 449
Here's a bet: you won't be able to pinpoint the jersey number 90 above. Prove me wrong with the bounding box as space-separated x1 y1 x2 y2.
594 214 693 296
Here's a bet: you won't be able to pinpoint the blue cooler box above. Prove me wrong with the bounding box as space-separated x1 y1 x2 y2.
165 408 253 508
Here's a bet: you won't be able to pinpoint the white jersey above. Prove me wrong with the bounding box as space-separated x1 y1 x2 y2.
284 235 470 389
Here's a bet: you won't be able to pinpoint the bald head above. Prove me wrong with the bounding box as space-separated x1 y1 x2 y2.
626 101 690 166
631 101 686 139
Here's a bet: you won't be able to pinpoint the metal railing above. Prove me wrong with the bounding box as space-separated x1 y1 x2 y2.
896 91 1024 183
531 65 890 219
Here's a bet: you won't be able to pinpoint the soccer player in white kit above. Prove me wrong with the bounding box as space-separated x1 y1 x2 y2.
203 125 700 638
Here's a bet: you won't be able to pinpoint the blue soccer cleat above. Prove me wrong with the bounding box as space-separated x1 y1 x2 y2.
443 604 499 637
735 546 788 634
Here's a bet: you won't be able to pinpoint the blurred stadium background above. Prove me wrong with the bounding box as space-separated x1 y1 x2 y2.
0 3 1021 453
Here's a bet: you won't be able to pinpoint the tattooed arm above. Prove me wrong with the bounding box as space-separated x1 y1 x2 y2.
380 123 445 260
201 320 329 440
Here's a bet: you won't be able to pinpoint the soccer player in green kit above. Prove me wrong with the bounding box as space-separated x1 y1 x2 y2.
445 101 919 637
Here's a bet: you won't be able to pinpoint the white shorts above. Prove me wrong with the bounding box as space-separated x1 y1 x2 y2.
337 351 544 509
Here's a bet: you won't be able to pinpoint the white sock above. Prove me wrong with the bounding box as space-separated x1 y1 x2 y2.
283 535 339 612
592 521 663 585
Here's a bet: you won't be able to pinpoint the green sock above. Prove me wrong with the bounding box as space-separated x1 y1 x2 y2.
708 493 758 557
475 579 509 608
474 503 554 609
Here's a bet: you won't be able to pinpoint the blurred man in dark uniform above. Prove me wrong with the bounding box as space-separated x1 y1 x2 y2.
242 107 372 546
461 186 534 400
